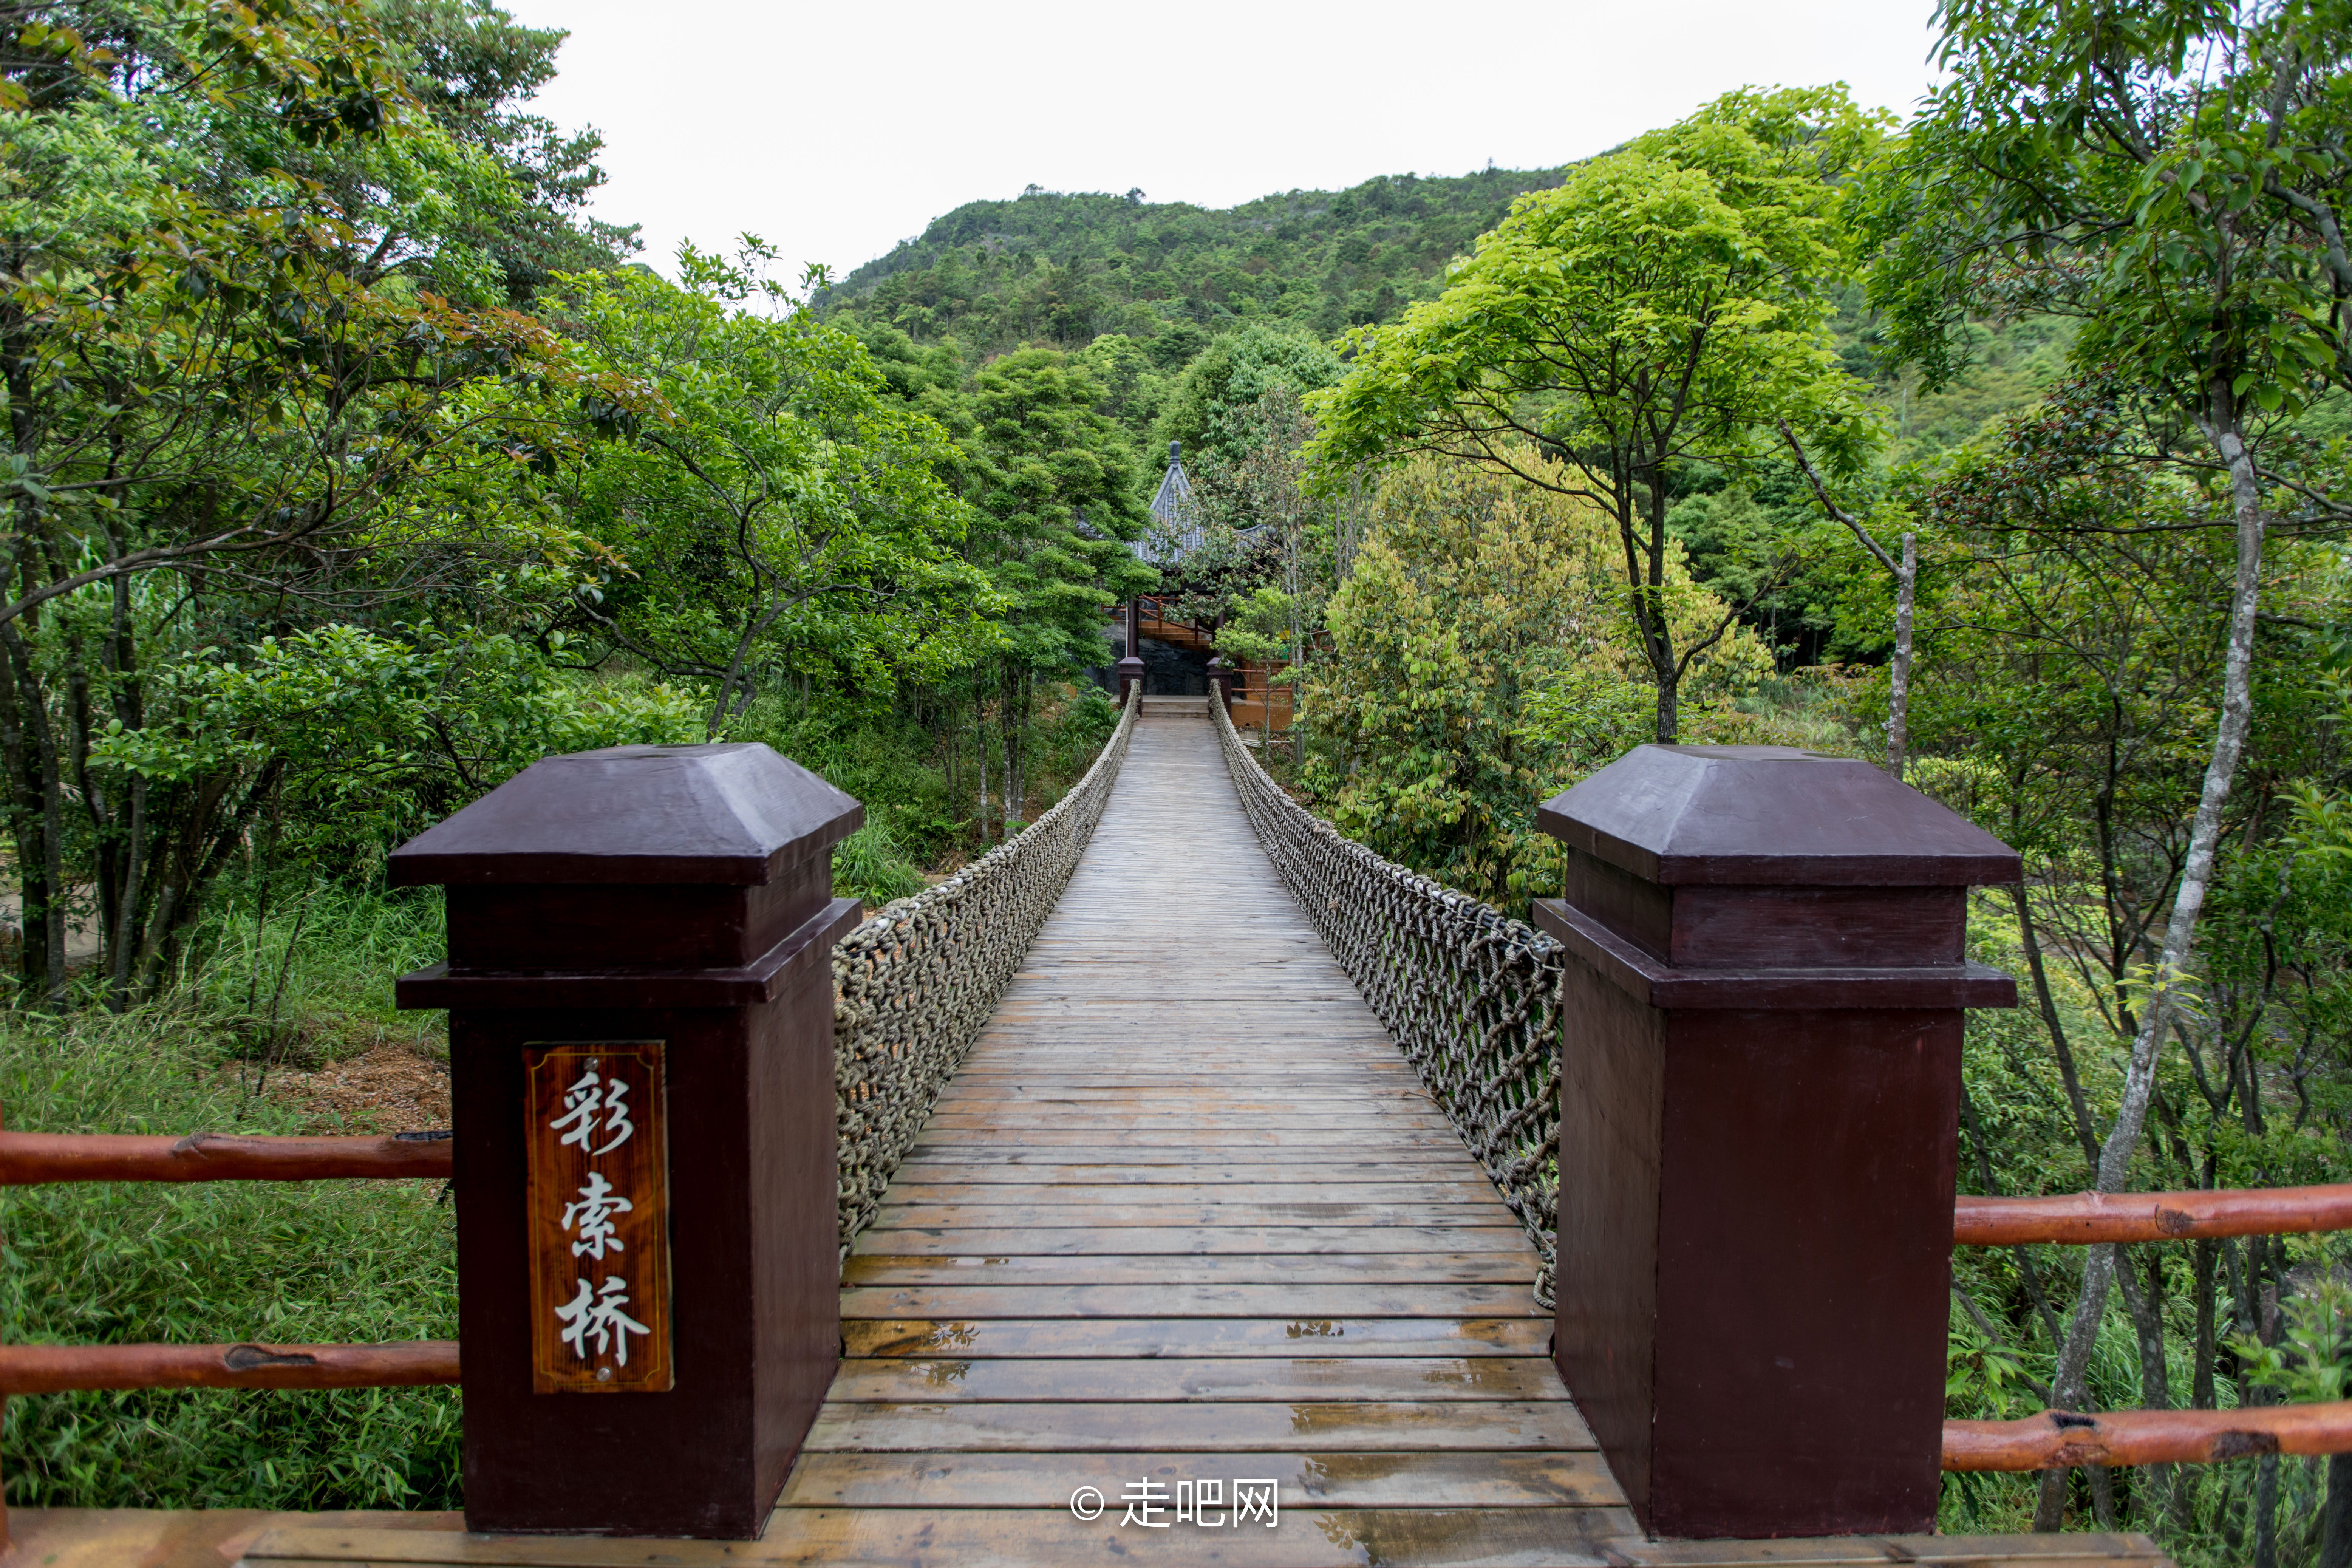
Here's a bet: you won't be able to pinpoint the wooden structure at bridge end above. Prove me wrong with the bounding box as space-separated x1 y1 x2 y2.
1535 743 2022 1540
388 743 865 1537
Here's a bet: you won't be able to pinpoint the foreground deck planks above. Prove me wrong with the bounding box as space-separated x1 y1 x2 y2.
772 701 1644 1563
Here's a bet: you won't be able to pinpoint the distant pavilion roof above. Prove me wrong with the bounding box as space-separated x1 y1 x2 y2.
1133 442 1206 565
1131 441 1268 567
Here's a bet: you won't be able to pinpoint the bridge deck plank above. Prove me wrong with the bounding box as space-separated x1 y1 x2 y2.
0 1507 2169 1568
885 1163 1484 1185
876 1181 1509 1204
867 1202 1511 1226
839 1253 1535 1286
783 707 1623 1559
776 1449 1619 1508
846 1225 1536 1257
838 1317 1555 1358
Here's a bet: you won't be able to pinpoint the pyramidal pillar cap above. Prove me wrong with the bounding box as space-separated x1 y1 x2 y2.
1537 744 2020 887
388 742 862 888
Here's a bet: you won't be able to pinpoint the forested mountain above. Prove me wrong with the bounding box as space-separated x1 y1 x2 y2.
820 169 1570 352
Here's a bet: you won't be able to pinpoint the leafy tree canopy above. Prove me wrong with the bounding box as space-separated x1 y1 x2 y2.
946 346 1157 677
1310 85 1889 740
550 246 990 733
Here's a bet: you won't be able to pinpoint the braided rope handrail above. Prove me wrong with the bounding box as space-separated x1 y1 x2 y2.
831 683 1141 1253
1208 683 1563 1307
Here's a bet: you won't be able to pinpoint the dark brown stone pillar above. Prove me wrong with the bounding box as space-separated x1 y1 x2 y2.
1206 656 1236 715
1116 598 1145 702
1532 744 2020 1540
390 743 862 1539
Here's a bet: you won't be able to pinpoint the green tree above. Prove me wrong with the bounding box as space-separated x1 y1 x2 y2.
1311 86 1886 742
1155 323 1339 463
94 623 696 997
1866 6 2352 1496
376 0 642 300
1301 452 1763 910
0 0 636 1005
1192 383 1322 673
1904 377 2352 1548
949 347 1153 826
554 245 985 736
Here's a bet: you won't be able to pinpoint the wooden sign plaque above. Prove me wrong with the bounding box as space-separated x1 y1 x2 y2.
524 1041 673 1393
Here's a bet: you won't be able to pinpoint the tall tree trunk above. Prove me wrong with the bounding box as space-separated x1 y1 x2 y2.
0 641 44 1004
1 625 66 1007
2012 883 2103 1169
1780 426 1915 778
1015 668 1030 822
108 774 144 1013
2247 1239 2283 1568
2194 1235 2220 1410
2037 396 2267 1526
2254 1451 2281 1568
2113 1250 2166 1525
941 690 959 805
36 710 63 1005
975 683 990 842
1887 531 1915 779
999 664 1017 830
2319 1453 2352 1568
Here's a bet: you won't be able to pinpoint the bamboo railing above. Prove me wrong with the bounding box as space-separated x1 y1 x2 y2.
1946 1181 2352 1472
0 1122 460 1547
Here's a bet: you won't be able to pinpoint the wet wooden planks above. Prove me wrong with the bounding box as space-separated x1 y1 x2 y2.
772 703 1640 1562
0 1509 2177 1566
227 1519 2173 1566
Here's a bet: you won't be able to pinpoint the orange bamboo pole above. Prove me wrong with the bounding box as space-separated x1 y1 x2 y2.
1954 1183 2352 1245
1945 1400 2352 1470
0 1340 459 1395
0 1130 452 1184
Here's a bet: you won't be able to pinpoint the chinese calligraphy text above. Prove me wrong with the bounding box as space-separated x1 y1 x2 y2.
525 1041 672 1393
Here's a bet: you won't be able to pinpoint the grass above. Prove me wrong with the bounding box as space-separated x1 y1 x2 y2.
1 884 461 1511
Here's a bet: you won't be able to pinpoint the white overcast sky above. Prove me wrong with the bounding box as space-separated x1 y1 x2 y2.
505 0 1946 281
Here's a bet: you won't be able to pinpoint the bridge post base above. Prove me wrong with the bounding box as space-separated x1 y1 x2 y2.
391 743 864 1538
1535 744 2020 1539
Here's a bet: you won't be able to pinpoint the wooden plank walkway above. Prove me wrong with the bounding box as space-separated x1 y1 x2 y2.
8 699 2173 1566
721 700 2158 1568
758 697 1628 1565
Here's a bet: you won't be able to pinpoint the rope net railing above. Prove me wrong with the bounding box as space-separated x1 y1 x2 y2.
1208 683 1564 1305
831 683 1140 1253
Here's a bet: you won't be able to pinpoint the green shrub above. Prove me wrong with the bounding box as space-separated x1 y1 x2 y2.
171 881 448 1067
0 1001 459 1509
832 820 926 906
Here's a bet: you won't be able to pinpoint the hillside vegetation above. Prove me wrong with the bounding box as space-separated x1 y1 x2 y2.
821 169 1571 351
9 2 2352 1563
